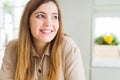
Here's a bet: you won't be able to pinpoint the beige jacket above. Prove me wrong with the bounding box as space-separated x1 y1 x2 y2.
0 36 85 80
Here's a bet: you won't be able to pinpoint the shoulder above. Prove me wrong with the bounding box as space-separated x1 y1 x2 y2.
4 39 18 58
3 39 18 65
61 36 85 80
62 35 79 50
0 39 18 79
61 35 80 57
5 39 18 49
4 39 18 55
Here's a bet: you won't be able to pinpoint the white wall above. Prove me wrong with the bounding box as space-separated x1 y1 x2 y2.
58 0 93 80
92 68 120 80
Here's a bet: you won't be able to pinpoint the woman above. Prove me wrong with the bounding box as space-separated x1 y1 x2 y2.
0 0 85 80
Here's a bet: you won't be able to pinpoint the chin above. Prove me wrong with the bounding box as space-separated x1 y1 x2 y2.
42 38 54 43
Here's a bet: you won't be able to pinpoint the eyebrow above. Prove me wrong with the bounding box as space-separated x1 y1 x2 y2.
35 11 58 15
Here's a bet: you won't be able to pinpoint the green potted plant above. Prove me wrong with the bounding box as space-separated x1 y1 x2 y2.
95 34 120 45
94 33 120 58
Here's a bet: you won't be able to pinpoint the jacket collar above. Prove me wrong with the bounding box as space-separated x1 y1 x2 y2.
31 43 50 58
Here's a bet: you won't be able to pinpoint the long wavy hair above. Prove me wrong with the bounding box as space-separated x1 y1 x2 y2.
15 0 63 80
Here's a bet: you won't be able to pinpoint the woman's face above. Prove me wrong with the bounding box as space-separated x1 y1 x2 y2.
30 1 59 43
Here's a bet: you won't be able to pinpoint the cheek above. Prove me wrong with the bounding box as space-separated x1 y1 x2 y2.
30 26 36 38
55 22 59 31
30 19 41 31
56 26 59 32
30 21 39 37
30 22 36 33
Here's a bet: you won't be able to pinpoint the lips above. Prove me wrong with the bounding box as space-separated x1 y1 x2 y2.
40 29 53 34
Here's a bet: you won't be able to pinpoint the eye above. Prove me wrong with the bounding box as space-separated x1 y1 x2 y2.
36 14 45 18
52 15 58 20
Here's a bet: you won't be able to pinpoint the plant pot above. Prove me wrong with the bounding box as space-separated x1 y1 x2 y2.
94 45 120 58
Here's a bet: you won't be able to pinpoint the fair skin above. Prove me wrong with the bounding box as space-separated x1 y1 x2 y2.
30 1 59 55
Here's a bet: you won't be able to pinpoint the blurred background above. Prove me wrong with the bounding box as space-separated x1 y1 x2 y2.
0 0 29 67
0 0 120 80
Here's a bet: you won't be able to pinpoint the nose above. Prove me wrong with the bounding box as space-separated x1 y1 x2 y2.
44 18 52 27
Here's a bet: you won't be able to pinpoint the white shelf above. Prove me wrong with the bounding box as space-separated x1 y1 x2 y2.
92 57 120 68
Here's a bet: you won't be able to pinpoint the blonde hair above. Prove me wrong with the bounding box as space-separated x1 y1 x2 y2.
15 0 63 80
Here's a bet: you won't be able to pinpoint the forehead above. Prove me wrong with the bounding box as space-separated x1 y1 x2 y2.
34 1 58 14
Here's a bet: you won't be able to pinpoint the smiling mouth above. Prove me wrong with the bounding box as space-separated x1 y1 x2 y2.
40 29 53 34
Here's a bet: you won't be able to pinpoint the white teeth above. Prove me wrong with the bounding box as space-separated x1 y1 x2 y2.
41 30 52 33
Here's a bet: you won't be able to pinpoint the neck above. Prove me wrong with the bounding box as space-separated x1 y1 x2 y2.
33 40 48 56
